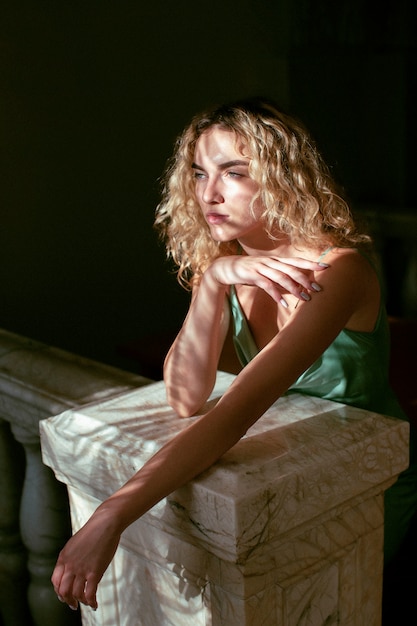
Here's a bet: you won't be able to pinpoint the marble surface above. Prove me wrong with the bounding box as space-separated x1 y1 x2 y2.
0 328 149 425
0 328 151 626
41 371 409 625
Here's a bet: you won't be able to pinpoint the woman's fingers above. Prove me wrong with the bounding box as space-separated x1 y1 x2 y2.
209 254 330 304
71 575 97 610
53 568 79 611
265 258 329 293
52 545 99 611
270 256 330 273
252 265 314 302
51 514 120 613
53 570 98 612
84 579 99 610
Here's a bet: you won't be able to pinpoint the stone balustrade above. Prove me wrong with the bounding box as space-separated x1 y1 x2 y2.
40 372 409 626
0 329 151 626
1 207 415 625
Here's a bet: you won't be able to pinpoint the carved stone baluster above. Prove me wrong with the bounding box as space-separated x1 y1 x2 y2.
11 423 81 626
0 418 33 626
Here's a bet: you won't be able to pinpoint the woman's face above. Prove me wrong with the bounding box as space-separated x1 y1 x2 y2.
192 126 268 246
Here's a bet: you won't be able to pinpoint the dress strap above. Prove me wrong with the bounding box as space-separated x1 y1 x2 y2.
318 247 334 261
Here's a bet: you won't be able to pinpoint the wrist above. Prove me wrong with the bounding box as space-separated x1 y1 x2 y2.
202 262 228 294
93 499 132 536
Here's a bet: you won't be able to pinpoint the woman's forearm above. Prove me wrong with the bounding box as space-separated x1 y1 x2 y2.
95 342 297 535
163 270 229 416
51 371 270 612
92 388 257 533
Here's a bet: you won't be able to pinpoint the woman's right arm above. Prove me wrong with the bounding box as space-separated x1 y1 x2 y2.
164 254 329 416
163 270 230 417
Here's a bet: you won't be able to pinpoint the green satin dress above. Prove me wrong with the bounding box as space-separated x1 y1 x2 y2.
228 261 417 563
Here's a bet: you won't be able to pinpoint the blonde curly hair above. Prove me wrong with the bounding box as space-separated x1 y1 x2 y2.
154 97 369 288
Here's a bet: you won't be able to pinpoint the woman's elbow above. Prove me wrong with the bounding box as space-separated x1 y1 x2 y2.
163 357 215 417
165 386 203 418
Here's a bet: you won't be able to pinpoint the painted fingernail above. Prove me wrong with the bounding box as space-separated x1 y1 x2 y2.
300 291 311 301
280 297 289 308
311 282 321 291
318 262 329 268
57 595 65 603
69 604 78 611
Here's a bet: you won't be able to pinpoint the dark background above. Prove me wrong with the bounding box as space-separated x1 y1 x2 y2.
1 0 415 371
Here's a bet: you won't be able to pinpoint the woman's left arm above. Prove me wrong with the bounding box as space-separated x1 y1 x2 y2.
52 250 376 611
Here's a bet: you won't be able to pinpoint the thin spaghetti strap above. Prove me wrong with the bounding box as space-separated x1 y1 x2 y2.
318 247 333 262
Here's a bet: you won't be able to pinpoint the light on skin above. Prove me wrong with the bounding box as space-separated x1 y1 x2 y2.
192 126 275 252
191 125 326 317
52 125 381 614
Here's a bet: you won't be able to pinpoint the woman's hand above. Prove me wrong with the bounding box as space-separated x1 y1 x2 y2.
164 253 328 416
207 255 328 306
51 511 121 612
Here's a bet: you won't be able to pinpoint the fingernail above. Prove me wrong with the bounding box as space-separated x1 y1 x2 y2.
69 605 78 611
57 595 65 603
300 291 311 301
311 282 321 291
280 297 289 308
318 262 329 268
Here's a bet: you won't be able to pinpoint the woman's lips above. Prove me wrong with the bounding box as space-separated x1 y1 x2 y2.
206 212 229 225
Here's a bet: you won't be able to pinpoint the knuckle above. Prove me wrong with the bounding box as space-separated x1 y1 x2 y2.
257 276 270 290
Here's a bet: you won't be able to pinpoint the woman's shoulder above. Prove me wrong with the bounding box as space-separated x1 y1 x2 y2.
317 246 379 287
320 245 367 259
316 247 380 332
320 246 377 274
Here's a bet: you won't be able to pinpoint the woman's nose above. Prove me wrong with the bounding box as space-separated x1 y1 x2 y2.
202 178 224 204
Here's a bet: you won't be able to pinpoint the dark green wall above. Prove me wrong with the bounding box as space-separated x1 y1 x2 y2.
1 1 415 369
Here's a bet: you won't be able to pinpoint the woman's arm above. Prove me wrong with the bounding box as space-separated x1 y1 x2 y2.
53 251 373 612
164 255 330 416
163 270 230 417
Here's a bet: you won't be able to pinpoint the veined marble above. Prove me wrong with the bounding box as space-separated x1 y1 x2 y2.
41 371 409 626
0 328 151 626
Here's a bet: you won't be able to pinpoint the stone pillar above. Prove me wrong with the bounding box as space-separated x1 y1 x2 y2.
41 372 409 626
11 422 80 626
0 418 32 626
0 328 151 625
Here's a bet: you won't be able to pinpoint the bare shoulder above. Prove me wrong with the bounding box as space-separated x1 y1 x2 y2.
315 247 380 331
319 246 378 283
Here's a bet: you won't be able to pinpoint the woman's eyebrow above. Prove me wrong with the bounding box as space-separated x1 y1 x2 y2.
191 159 249 171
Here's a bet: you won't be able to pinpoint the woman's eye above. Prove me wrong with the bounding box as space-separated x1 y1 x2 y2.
193 171 206 180
226 171 243 178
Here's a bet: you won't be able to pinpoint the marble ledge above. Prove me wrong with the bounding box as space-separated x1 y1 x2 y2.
0 328 151 425
66 477 385 625
41 371 409 561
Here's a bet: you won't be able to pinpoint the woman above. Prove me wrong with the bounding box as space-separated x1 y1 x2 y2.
52 98 416 612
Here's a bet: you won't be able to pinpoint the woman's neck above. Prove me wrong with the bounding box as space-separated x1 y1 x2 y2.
238 236 324 260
